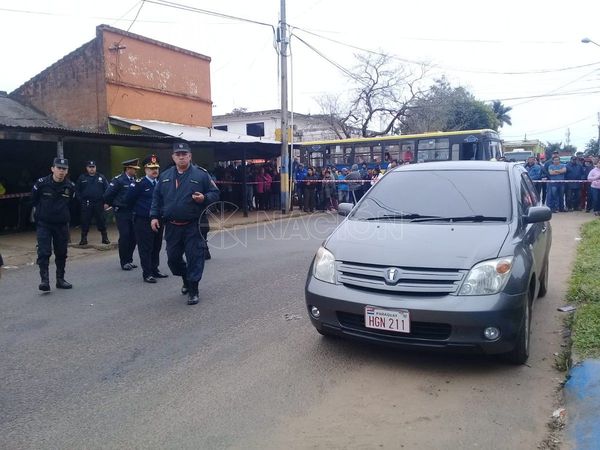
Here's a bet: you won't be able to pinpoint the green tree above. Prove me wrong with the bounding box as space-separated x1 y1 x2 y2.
402 78 499 133
490 100 512 128
563 144 577 155
584 138 599 156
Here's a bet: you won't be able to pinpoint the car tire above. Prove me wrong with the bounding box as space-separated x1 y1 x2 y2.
503 295 532 365
538 258 549 298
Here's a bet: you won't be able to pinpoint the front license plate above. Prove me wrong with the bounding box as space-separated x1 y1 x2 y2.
364 306 410 333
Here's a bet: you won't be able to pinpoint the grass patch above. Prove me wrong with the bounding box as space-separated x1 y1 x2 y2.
571 303 600 358
566 220 600 358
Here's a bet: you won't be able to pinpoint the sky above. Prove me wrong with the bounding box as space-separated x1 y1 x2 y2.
1 0 600 150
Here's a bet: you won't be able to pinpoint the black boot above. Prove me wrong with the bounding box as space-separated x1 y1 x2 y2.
101 231 110 245
187 281 199 305
39 265 50 292
181 277 189 295
79 232 88 246
56 262 73 289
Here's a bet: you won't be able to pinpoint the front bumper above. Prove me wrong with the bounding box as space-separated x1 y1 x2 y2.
305 276 528 355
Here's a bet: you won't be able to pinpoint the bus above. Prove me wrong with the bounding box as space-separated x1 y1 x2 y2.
296 129 503 168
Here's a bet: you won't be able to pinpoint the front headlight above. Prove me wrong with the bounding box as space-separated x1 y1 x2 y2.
458 257 514 296
313 247 336 284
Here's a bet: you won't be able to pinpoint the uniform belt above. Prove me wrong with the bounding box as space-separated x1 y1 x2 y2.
168 220 192 226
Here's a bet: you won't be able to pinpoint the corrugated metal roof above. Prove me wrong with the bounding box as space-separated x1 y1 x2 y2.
110 116 281 145
0 94 63 128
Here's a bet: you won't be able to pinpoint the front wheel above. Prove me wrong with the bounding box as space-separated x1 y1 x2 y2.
503 296 532 365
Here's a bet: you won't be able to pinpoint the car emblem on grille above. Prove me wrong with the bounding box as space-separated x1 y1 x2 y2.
385 268 402 284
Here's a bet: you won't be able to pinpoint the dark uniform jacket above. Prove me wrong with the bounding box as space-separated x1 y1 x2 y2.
125 176 157 218
151 165 220 222
76 173 108 202
104 172 135 210
31 175 75 224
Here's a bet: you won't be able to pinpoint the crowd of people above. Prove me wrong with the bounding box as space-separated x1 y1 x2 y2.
523 151 600 213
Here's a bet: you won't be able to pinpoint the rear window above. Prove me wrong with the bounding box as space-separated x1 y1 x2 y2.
352 170 512 220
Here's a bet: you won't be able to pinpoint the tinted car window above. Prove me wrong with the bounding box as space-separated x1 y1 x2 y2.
351 170 512 220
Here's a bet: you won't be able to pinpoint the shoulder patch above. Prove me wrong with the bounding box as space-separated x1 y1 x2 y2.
38 177 44 182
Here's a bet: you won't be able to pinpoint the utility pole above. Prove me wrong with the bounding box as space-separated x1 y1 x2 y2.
279 0 290 213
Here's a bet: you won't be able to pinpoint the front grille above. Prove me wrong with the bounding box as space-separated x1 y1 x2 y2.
337 262 466 295
337 312 451 341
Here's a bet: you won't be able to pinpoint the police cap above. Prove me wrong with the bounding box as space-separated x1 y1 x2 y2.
122 158 140 170
172 142 191 153
143 154 160 168
85 160 96 167
53 157 69 169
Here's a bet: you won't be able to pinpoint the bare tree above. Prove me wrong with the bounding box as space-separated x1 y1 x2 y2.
316 53 428 138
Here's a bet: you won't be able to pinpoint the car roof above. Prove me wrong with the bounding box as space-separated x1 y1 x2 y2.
392 161 513 172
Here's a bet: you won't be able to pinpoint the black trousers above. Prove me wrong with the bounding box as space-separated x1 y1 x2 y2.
165 222 205 283
134 216 163 278
36 222 68 268
80 201 106 233
115 209 136 266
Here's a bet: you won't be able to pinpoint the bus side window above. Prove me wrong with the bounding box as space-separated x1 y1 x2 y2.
451 144 460 160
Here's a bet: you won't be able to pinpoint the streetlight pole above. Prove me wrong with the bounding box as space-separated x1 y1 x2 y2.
279 0 290 214
581 37 600 48
582 38 600 152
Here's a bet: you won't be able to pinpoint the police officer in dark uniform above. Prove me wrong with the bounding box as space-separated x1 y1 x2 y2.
31 157 76 291
104 159 139 270
75 160 110 245
125 154 168 283
150 143 220 305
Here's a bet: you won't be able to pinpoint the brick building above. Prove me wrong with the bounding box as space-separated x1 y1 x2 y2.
10 24 212 132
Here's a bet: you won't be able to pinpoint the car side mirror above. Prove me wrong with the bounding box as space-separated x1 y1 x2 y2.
338 202 354 216
523 206 552 223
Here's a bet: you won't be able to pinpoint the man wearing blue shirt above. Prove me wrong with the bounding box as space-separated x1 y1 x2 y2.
546 155 567 212
525 156 543 195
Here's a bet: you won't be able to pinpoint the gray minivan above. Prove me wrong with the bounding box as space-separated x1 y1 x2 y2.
305 161 552 364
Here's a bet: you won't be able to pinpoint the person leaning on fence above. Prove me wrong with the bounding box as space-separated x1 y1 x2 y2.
31 158 76 291
75 160 110 245
345 164 363 204
150 142 220 305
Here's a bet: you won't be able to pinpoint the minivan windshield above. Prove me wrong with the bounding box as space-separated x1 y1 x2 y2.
351 170 511 222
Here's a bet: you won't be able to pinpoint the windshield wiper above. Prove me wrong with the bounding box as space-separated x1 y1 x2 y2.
363 213 436 221
411 215 507 223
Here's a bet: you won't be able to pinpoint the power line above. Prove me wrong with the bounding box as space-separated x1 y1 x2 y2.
143 0 274 29
290 33 365 85
0 5 168 23
289 26 600 75
503 115 596 137
507 68 600 107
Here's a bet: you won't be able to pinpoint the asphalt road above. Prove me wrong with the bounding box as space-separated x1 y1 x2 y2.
0 212 590 449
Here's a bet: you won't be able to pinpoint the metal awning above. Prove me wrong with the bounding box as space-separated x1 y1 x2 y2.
110 116 281 160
